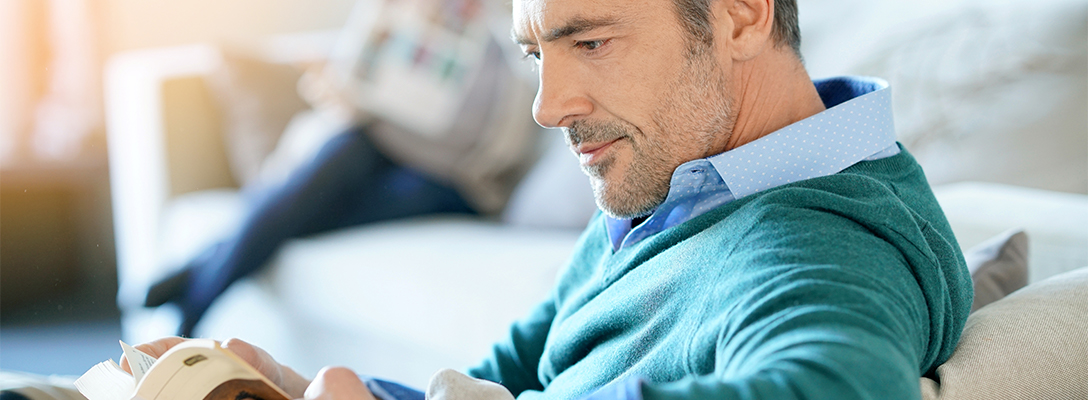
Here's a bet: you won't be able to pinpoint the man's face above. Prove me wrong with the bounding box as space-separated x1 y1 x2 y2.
514 0 736 219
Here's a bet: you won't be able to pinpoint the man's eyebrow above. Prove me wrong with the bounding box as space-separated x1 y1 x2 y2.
512 15 621 46
513 29 535 46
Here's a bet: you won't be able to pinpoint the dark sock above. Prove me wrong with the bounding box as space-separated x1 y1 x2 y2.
144 268 190 307
143 241 234 337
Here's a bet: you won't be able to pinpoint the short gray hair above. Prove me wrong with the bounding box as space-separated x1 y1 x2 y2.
672 0 801 56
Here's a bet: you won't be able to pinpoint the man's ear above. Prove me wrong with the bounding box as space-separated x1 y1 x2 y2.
714 0 774 61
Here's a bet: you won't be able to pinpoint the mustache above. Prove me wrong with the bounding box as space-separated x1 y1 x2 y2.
564 120 634 147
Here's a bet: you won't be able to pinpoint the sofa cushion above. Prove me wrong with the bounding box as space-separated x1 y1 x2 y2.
965 229 1028 311
800 0 1088 194
205 48 309 186
920 267 1088 399
933 182 1088 283
194 216 583 388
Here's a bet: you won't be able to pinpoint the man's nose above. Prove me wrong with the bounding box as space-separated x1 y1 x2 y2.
532 55 593 128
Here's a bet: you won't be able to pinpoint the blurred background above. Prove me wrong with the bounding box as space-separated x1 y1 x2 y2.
1 0 358 374
1 0 1086 384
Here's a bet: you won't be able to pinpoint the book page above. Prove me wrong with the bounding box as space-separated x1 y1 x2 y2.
120 340 157 382
73 359 135 400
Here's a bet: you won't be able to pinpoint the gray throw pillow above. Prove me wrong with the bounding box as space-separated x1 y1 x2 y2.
964 229 1028 312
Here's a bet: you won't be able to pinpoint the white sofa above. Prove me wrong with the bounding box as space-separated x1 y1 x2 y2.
106 0 1088 390
104 42 599 387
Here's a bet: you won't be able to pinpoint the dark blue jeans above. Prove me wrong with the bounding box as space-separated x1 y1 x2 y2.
177 126 476 335
365 378 426 400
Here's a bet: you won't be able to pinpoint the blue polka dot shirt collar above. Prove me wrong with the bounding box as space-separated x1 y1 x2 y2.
606 76 900 251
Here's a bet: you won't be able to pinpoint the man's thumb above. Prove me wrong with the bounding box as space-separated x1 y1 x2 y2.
221 338 281 382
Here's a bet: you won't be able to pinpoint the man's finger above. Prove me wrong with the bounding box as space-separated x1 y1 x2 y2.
222 337 287 389
304 367 376 400
222 338 311 398
221 338 273 377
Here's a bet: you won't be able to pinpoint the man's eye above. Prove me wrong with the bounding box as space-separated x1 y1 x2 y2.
576 40 606 51
523 50 541 61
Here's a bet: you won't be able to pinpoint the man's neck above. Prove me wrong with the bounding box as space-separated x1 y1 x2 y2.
722 49 826 152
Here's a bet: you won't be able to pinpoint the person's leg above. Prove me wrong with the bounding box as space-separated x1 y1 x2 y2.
145 126 475 336
319 164 476 232
147 126 388 335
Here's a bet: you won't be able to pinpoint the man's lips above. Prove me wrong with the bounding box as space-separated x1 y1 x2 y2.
573 138 622 165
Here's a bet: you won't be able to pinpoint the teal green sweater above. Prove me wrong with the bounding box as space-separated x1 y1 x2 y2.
469 149 973 400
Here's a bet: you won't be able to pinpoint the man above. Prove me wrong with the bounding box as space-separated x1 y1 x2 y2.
129 0 973 398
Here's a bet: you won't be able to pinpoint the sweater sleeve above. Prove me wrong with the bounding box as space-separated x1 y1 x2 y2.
466 296 556 396
619 204 947 400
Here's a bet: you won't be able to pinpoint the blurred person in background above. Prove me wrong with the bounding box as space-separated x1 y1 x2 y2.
143 0 540 337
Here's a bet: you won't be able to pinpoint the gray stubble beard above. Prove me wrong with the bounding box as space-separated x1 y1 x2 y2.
566 119 671 219
567 47 735 220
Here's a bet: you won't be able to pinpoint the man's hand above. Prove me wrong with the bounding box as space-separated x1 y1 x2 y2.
303 367 378 400
119 337 311 398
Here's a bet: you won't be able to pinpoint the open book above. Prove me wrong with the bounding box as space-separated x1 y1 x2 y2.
74 340 291 400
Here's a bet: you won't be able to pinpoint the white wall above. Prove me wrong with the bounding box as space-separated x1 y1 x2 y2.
100 0 357 56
